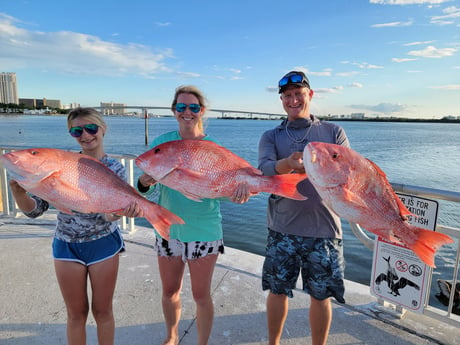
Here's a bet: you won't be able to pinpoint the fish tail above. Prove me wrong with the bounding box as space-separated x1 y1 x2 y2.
410 228 453 268
143 203 185 240
270 174 308 200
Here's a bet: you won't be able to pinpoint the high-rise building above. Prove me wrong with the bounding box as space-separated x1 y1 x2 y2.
0 72 19 104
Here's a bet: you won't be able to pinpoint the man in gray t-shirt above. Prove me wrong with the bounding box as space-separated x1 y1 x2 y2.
258 70 350 345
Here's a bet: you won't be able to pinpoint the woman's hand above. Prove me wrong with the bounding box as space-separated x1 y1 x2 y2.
9 179 27 195
138 173 156 188
106 202 144 222
9 180 36 212
231 182 251 204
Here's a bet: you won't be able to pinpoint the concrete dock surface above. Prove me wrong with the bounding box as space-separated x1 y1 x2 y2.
1 217 459 345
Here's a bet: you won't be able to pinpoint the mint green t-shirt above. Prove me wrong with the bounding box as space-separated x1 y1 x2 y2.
147 131 223 242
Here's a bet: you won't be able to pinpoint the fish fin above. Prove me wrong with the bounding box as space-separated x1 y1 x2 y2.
368 159 413 218
159 168 206 201
395 196 412 219
342 187 371 210
181 192 204 202
409 228 453 267
271 173 308 200
241 166 263 176
367 158 390 180
143 202 185 240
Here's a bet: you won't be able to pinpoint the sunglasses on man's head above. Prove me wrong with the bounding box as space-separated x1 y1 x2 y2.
69 124 99 137
278 74 309 88
175 103 201 113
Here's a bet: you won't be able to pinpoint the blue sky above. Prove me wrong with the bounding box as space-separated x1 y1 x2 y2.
1 0 459 118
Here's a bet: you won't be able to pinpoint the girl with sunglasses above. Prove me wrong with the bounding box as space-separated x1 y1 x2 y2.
137 85 250 345
9 107 142 345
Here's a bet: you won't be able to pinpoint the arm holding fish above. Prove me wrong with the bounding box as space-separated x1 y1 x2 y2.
9 179 37 213
229 182 251 204
106 202 144 221
137 172 157 193
103 157 145 221
258 131 305 175
9 179 49 217
275 152 305 174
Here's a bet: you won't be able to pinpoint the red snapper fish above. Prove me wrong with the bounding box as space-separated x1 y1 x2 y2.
135 139 307 201
0 148 184 239
303 142 453 267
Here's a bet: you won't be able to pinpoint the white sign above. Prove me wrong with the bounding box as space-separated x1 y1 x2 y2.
370 193 439 313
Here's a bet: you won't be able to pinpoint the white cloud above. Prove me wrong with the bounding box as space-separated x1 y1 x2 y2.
370 0 453 5
349 102 407 114
431 6 460 24
336 71 360 77
407 45 458 58
0 14 173 77
403 41 435 46
392 57 418 62
371 20 413 27
430 84 460 89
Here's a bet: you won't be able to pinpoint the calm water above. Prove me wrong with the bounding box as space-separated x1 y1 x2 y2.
1 115 459 308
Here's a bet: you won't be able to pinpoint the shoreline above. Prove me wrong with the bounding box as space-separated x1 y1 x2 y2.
1 112 459 123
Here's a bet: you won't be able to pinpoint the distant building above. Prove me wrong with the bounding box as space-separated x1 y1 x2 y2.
350 112 365 119
100 102 127 115
0 72 18 104
62 102 80 110
19 97 62 109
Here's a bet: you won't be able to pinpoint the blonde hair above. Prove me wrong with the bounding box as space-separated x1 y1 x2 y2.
67 107 106 130
171 85 208 131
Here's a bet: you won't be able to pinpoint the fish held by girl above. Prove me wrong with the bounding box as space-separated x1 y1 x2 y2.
1 148 184 239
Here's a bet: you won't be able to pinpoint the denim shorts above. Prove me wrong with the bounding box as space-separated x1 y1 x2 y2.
52 230 125 266
262 230 345 303
155 237 224 262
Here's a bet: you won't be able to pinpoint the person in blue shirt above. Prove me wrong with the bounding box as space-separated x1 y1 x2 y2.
258 71 350 345
137 85 249 345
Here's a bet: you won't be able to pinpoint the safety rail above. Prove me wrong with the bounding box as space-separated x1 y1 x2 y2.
1 146 459 326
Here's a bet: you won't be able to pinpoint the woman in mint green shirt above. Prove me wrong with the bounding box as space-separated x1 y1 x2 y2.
137 85 249 345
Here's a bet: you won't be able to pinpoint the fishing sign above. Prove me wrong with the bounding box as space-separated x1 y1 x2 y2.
370 193 439 313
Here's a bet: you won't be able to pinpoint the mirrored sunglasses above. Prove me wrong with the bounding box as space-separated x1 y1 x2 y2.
175 103 201 113
278 74 308 88
69 124 99 137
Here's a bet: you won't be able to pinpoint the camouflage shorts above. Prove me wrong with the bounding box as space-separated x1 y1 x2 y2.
262 230 345 303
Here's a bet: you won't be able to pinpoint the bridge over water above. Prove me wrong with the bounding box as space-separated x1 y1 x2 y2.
93 105 286 120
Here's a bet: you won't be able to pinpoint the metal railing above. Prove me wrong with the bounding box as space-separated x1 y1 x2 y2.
1 145 459 325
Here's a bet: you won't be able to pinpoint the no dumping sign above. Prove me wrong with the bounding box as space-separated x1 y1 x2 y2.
370 193 439 313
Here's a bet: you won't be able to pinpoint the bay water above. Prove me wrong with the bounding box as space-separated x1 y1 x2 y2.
1 115 459 309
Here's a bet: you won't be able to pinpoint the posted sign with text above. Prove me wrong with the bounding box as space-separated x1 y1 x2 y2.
370 193 439 313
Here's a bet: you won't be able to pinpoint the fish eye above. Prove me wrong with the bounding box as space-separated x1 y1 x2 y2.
332 153 339 159
154 148 160 154
31 150 39 155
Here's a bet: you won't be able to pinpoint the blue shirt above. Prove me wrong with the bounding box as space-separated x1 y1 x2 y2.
258 116 350 239
145 131 223 242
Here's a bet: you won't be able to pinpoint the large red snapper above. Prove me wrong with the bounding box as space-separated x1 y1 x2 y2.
135 139 307 201
0 148 184 239
303 142 453 267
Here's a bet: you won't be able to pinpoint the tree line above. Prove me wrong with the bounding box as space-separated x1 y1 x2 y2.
0 102 69 114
